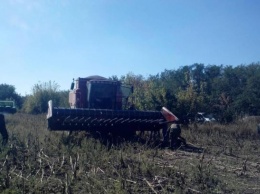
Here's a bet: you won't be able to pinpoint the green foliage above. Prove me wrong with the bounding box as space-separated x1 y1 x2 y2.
6 62 260 120
56 90 70 108
120 73 147 110
122 62 260 122
22 81 69 114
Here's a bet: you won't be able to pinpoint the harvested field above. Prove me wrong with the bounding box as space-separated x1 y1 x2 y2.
0 113 259 193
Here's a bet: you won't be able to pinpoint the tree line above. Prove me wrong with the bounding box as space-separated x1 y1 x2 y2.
1 62 260 123
116 62 260 122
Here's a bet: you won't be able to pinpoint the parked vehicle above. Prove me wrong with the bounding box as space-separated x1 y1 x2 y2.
195 112 216 123
0 100 16 114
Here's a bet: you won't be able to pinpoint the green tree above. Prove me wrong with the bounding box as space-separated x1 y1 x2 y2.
22 81 68 114
145 74 178 112
176 79 208 116
234 67 260 116
120 73 147 110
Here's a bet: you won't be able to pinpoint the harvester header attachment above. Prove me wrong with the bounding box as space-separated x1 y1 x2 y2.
47 100 177 133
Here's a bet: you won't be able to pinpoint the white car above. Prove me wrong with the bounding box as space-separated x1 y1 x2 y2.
196 112 216 123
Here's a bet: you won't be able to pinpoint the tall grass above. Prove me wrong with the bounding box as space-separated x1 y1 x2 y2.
0 113 259 193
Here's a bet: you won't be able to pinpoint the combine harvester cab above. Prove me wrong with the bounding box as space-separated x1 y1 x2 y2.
47 76 178 135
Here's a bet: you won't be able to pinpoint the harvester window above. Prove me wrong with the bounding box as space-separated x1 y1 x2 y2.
88 82 117 109
121 85 133 98
120 85 133 109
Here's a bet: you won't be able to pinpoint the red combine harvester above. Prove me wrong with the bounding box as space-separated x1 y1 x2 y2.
47 76 178 137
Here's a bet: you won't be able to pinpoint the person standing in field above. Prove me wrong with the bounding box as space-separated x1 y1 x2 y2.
0 114 8 145
169 123 186 148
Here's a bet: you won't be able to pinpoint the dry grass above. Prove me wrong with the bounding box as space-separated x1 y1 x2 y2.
0 113 259 193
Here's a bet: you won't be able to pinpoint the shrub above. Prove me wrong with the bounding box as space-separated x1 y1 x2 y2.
22 81 69 114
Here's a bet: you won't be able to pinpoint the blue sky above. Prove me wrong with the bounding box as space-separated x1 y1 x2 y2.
1 0 260 95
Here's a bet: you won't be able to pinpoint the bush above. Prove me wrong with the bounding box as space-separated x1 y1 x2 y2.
22 81 69 114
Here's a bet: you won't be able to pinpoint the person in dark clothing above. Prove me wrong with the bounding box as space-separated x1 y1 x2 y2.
169 123 186 148
0 114 8 145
